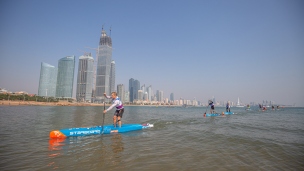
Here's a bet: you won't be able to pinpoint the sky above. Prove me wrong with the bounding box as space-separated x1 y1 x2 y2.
0 0 303 106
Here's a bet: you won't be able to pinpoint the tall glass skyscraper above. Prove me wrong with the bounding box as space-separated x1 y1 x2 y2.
95 28 112 102
129 78 140 102
170 93 174 102
110 60 116 93
38 62 57 97
76 54 94 102
129 78 135 102
56 56 75 98
134 80 140 100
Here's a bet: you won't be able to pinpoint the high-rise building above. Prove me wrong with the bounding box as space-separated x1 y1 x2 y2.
110 60 116 93
124 91 130 103
76 54 94 102
147 85 152 102
141 84 145 100
129 78 134 102
144 92 148 101
95 28 112 102
38 62 57 97
159 91 164 103
133 80 140 100
170 93 174 102
156 90 159 101
117 84 125 103
129 78 140 102
138 90 143 101
56 56 75 98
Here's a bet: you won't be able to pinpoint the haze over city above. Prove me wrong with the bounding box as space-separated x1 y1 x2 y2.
0 0 303 106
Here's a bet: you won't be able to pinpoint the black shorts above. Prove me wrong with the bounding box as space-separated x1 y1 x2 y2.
114 108 124 118
211 106 214 110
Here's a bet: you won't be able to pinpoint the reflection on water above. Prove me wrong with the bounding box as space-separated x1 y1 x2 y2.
47 133 125 170
111 134 124 154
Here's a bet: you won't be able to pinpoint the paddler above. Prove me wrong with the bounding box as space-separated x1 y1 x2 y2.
209 100 215 114
226 101 231 112
103 92 124 127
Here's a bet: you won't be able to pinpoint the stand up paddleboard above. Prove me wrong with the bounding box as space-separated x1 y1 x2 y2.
50 123 154 138
204 112 234 117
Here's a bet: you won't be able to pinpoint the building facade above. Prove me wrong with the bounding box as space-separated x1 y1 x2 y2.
170 93 174 102
76 54 94 102
147 85 152 102
110 60 116 93
38 62 57 97
117 84 125 103
128 78 141 102
95 28 112 102
56 56 75 98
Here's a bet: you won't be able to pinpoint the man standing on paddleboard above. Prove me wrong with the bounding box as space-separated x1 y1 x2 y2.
209 100 215 113
103 92 124 127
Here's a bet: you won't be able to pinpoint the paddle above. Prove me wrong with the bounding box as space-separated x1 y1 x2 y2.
204 100 210 116
101 101 105 134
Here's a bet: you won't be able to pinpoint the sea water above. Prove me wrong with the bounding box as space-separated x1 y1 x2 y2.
0 106 303 170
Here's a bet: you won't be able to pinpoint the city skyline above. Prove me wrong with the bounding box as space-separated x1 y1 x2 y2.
0 0 303 106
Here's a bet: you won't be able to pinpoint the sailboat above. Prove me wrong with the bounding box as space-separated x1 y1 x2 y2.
236 97 244 107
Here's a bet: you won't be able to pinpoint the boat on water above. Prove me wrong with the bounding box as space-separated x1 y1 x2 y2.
50 123 154 138
236 97 244 107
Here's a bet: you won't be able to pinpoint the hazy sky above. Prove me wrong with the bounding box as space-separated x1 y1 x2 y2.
0 0 303 106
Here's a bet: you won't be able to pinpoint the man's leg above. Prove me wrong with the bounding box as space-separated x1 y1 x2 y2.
113 115 117 127
117 116 121 127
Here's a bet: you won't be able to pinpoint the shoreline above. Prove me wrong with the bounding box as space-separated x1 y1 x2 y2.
0 100 178 107
0 100 107 106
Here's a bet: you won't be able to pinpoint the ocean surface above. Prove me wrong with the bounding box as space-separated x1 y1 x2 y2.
0 106 303 171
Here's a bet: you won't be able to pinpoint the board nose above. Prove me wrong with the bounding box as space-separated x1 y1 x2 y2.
50 130 66 138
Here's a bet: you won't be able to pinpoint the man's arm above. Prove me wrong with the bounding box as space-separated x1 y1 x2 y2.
106 100 119 112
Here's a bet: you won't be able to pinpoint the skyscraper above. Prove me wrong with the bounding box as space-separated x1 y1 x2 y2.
156 90 159 101
159 91 164 103
95 28 112 102
138 90 143 102
170 93 174 102
147 85 152 102
56 56 75 98
110 60 116 93
129 78 140 102
76 54 94 102
117 84 125 103
129 78 135 102
141 84 145 100
133 80 140 101
38 62 57 97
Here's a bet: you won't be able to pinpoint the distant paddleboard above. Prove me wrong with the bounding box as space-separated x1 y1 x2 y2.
204 113 222 117
50 123 154 138
204 112 234 117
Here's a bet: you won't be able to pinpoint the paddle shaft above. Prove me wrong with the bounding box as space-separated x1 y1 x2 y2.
205 100 211 113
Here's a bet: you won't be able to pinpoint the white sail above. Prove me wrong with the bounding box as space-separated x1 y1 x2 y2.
236 97 244 107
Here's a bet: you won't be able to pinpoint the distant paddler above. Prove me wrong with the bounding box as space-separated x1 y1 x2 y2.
209 100 215 114
246 104 250 110
226 101 231 112
103 92 124 128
